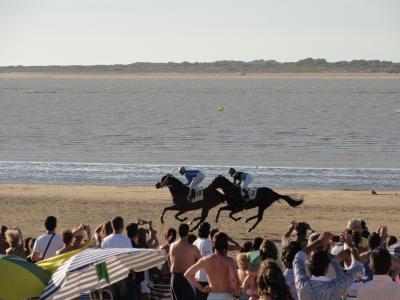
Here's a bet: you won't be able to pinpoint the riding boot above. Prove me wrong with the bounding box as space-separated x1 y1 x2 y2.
243 189 249 201
187 188 193 203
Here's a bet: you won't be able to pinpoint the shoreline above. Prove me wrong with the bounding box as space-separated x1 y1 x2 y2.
1 183 399 242
1 72 400 79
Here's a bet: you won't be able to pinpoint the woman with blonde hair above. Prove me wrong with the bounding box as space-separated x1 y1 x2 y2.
6 228 25 258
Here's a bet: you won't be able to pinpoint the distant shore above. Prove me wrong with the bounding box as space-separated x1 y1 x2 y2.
1 184 399 241
1 72 400 79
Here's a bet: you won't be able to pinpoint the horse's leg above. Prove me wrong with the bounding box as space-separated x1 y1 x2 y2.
247 208 266 232
191 209 209 232
189 216 202 225
245 214 258 223
161 205 176 224
174 211 188 222
229 211 242 222
215 205 231 223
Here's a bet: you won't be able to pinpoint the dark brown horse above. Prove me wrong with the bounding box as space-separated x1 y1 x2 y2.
208 175 303 232
155 174 226 231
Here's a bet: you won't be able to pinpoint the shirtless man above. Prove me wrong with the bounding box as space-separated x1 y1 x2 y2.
185 232 240 300
169 223 201 300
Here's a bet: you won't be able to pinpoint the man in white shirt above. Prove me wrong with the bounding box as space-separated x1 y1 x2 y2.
32 216 64 262
101 216 132 248
193 222 213 300
357 248 400 300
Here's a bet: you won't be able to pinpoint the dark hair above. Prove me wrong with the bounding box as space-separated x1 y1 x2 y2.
101 221 113 239
111 216 124 232
240 241 253 253
214 232 228 255
281 241 302 269
28 238 36 252
198 222 211 239
165 227 177 244
388 236 398 248
368 232 382 250
360 219 367 229
260 240 278 261
252 237 263 251
178 223 189 238
352 232 362 248
61 229 73 244
126 223 139 239
137 228 148 248
295 222 308 237
45 216 57 232
1 225 8 238
371 248 391 275
188 233 197 244
210 228 219 240
257 261 294 300
309 250 331 277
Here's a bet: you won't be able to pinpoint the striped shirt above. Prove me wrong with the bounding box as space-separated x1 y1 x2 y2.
294 251 363 300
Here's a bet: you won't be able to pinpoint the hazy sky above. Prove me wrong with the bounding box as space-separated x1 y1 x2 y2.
1 0 399 66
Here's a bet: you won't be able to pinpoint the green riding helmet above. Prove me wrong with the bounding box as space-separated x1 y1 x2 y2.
229 168 236 176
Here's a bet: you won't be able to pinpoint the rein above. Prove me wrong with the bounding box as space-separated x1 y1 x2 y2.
160 174 172 187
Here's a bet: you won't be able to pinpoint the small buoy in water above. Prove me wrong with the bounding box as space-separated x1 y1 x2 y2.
218 106 225 112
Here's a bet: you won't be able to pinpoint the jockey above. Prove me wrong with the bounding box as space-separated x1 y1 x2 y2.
229 168 253 199
178 167 206 202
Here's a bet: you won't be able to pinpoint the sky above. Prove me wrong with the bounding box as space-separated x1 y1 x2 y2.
0 0 399 66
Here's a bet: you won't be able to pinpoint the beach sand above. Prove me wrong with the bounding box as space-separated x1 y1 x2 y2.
1 184 399 242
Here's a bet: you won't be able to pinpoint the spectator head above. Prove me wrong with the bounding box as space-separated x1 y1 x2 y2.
295 222 309 237
257 261 293 300
352 232 362 248
370 248 392 275
126 223 139 239
5 229 20 247
347 218 362 233
368 232 382 250
240 241 253 253
210 228 219 240
101 221 113 239
281 241 302 269
165 227 177 244
309 250 331 277
252 237 263 251
111 216 124 233
188 233 197 244
388 236 398 248
213 232 228 256
1 225 7 239
360 219 367 230
137 228 148 248
45 216 57 232
198 222 211 239
260 240 278 261
28 238 36 253
236 253 250 271
178 223 189 238
308 232 329 252
61 229 73 245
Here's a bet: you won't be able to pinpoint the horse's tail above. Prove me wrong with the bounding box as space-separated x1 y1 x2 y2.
279 194 303 207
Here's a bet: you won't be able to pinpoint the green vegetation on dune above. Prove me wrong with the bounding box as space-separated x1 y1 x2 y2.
1 58 400 73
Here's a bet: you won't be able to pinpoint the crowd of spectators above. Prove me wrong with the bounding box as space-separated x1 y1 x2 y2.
1 217 400 300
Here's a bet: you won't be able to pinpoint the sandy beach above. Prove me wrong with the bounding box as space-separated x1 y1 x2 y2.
1 184 399 242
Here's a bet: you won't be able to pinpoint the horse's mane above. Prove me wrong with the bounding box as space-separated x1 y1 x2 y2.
165 174 185 187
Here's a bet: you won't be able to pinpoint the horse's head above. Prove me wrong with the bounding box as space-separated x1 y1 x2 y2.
209 175 234 189
155 173 174 189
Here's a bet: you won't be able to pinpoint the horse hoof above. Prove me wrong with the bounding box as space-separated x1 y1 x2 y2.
247 228 253 233
236 217 242 221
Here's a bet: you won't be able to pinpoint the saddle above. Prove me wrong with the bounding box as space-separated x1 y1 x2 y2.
189 187 204 203
240 187 257 201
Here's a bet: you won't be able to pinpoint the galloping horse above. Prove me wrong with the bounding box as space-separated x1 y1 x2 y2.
209 175 303 232
155 174 226 231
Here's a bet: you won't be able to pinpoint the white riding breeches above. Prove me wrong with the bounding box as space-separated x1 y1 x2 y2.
189 172 205 189
241 174 253 188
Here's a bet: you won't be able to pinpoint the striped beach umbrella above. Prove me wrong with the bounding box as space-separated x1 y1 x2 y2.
39 248 166 300
0 255 51 300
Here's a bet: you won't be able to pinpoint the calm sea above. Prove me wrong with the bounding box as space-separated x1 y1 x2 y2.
0 75 399 189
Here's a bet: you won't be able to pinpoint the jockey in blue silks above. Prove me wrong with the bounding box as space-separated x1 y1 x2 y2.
178 167 206 202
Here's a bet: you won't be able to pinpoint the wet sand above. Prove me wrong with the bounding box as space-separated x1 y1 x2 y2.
1 184 399 242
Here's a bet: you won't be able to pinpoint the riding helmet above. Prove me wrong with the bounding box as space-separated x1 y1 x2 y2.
178 166 186 175
229 168 236 176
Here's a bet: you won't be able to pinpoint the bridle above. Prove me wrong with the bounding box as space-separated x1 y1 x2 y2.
159 174 172 187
